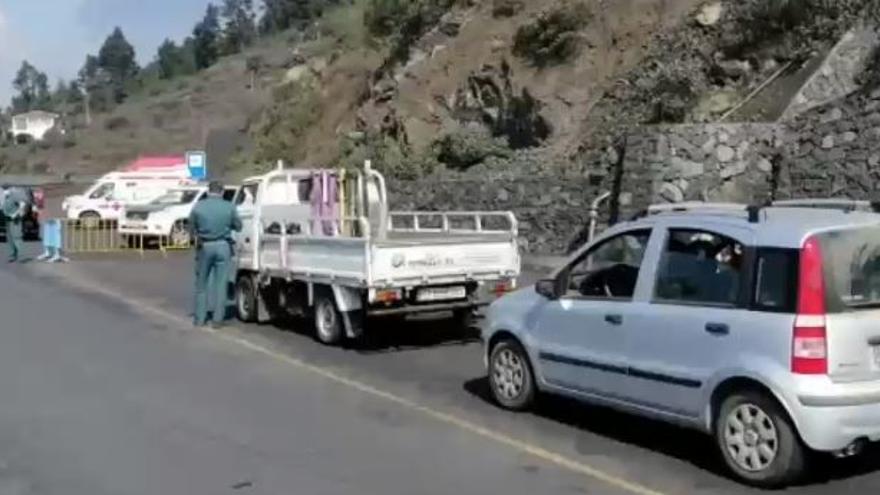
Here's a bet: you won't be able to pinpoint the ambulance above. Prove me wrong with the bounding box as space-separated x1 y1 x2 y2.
62 156 201 222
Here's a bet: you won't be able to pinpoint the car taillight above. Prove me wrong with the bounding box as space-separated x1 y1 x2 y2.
792 236 828 375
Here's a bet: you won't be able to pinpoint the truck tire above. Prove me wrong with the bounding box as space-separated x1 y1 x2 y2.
453 308 476 330
314 289 344 346
236 274 258 323
715 390 806 488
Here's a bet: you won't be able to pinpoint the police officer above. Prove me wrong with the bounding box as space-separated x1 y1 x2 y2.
3 186 26 263
189 181 242 327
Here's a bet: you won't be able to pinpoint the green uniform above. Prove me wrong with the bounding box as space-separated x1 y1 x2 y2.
3 189 25 262
189 195 242 326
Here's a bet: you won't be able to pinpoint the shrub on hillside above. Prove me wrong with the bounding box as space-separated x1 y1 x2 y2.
104 115 132 131
492 0 524 18
513 1 592 67
252 80 322 163
365 0 458 63
434 127 511 171
723 0 869 58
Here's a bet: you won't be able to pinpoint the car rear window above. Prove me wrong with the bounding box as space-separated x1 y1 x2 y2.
818 227 880 309
753 248 797 313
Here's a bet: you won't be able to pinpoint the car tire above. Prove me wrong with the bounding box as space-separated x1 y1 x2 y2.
170 221 192 247
716 390 806 488
236 274 258 323
488 339 536 411
313 288 344 346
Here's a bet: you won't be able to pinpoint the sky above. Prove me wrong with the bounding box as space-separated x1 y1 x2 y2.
0 0 215 107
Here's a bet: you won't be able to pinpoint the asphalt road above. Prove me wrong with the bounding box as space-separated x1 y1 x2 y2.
8 245 880 495
0 249 632 495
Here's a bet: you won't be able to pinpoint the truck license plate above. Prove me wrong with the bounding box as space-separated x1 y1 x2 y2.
417 286 466 302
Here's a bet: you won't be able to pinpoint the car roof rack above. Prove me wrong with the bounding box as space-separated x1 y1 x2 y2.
632 202 763 223
771 198 880 213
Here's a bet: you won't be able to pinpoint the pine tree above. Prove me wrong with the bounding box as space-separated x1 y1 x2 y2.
11 61 50 113
193 4 222 70
221 0 257 55
97 27 139 103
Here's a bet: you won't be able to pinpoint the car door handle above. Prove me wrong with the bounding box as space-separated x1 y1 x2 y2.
705 323 729 335
604 314 623 326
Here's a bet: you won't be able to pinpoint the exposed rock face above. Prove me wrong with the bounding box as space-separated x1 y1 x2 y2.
782 27 880 120
452 62 552 149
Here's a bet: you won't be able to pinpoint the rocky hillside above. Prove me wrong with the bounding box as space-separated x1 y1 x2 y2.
1 0 875 180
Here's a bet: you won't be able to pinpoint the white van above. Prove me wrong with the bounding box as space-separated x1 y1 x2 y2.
62 169 200 222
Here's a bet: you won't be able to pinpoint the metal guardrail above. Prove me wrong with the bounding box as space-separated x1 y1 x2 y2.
51 218 192 256
388 211 519 236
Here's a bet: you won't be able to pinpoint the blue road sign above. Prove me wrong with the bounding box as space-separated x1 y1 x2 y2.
186 151 208 180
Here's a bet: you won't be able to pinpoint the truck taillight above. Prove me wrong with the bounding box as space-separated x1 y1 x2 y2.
493 279 516 297
792 236 828 375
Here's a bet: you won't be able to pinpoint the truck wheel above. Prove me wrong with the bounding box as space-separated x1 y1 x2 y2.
488 339 536 411
453 308 476 329
236 274 258 323
314 289 344 346
716 390 806 488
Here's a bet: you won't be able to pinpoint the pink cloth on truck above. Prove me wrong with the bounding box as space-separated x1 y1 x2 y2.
310 171 339 236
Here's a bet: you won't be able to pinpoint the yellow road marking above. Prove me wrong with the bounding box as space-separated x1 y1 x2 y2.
40 266 668 495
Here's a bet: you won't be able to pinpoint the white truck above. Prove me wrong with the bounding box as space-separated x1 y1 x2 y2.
233 162 521 345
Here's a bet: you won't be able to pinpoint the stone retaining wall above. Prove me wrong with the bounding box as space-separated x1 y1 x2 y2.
387 89 880 255
619 124 784 216
387 175 606 254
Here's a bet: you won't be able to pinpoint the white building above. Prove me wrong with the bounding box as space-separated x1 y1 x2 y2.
10 110 60 141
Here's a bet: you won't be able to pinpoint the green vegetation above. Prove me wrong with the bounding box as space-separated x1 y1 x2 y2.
492 0 525 18
251 79 322 163
364 0 459 62
434 128 510 170
513 1 592 67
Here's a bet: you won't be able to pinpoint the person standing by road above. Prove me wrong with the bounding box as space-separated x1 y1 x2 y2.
3 186 27 263
189 181 242 328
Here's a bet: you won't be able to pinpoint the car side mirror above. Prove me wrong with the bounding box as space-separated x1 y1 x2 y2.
535 279 561 300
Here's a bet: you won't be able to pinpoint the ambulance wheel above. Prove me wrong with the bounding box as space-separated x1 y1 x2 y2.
79 211 100 229
236 274 258 323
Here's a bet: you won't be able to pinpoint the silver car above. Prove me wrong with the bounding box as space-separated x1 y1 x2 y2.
483 202 880 487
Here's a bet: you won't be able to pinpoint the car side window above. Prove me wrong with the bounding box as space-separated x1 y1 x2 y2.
89 183 115 200
564 230 651 300
236 184 257 206
654 229 744 306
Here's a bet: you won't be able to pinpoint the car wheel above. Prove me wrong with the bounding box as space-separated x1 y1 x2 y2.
170 221 192 247
314 289 344 346
716 390 806 488
79 211 101 229
236 274 258 323
488 339 536 411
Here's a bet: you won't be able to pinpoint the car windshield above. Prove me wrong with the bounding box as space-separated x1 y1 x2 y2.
151 190 200 206
819 226 880 308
